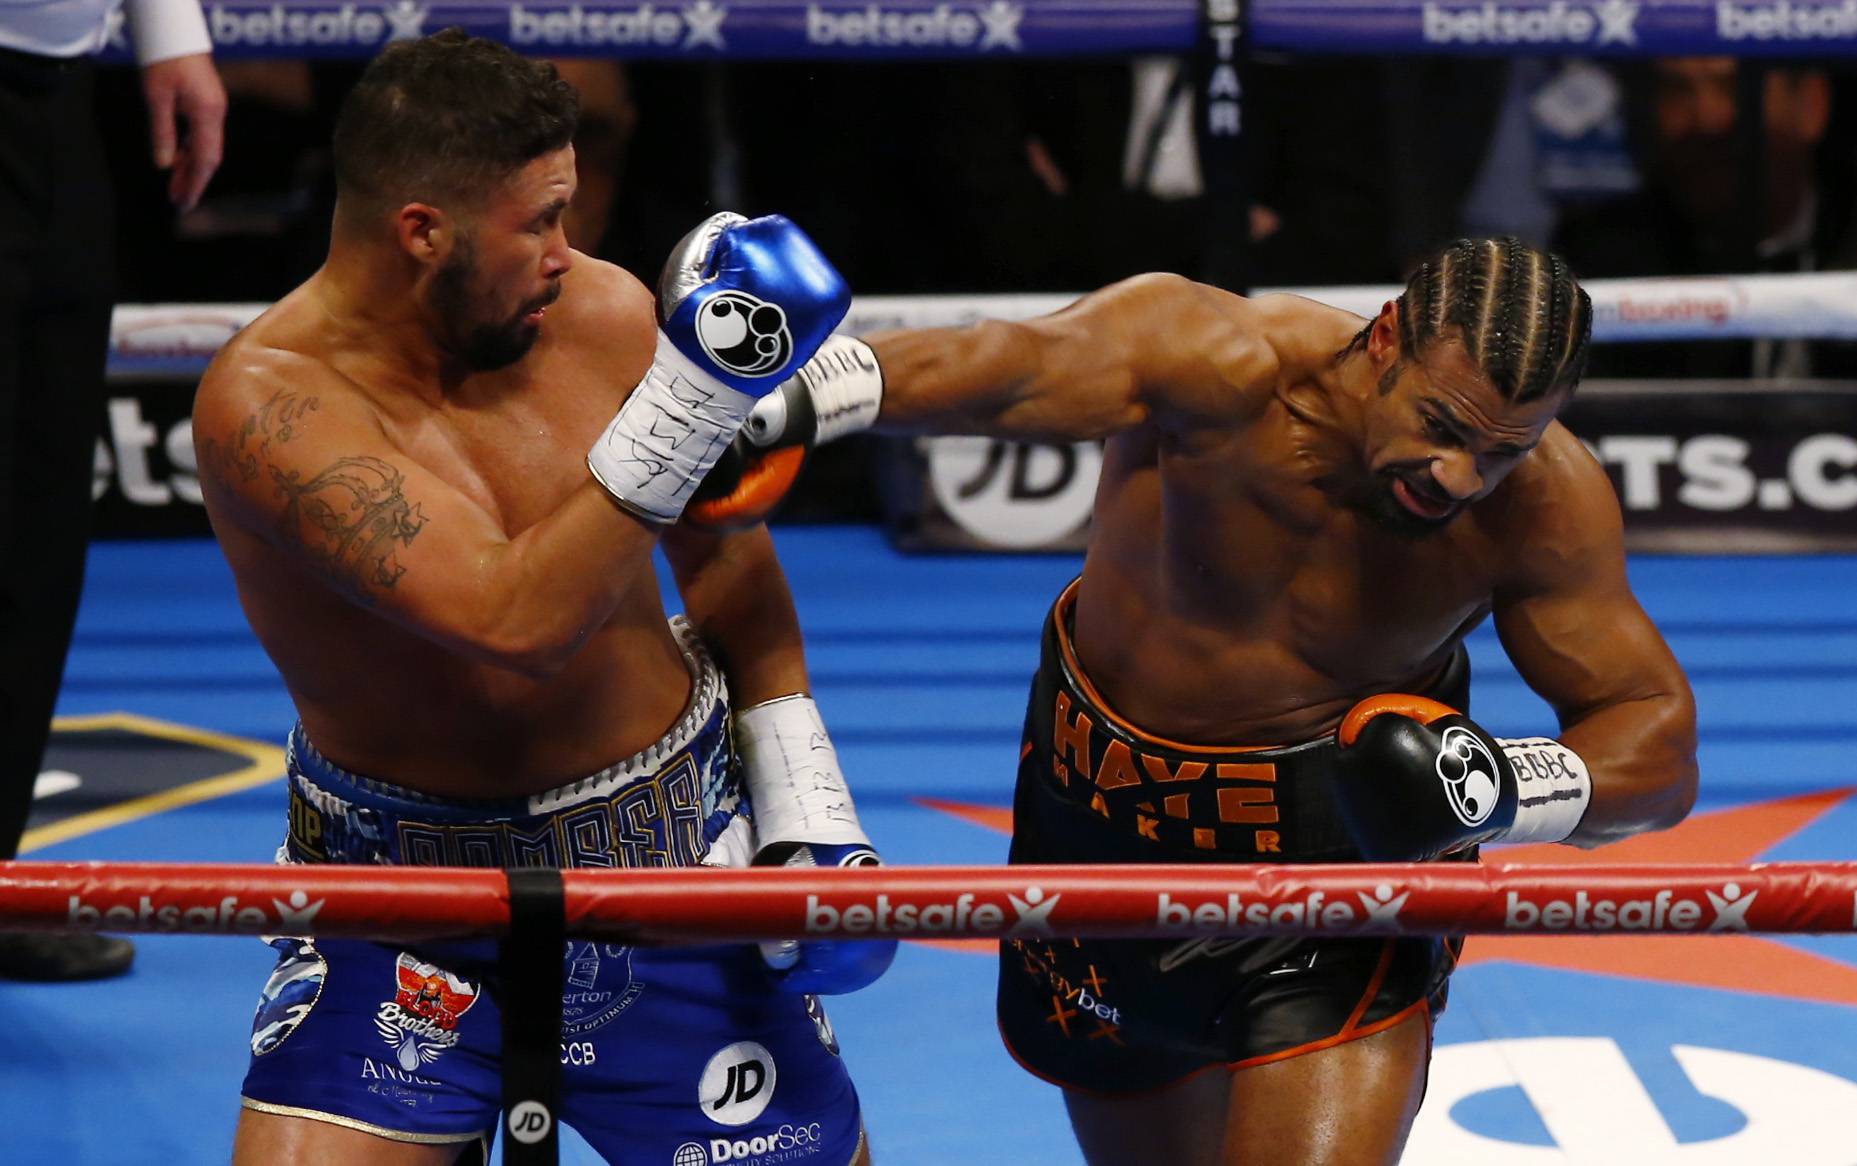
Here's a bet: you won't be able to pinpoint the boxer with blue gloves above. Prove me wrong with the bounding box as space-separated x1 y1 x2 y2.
194 32 880 1166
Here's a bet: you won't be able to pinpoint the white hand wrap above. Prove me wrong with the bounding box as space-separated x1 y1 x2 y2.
1498 737 1593 844
588 330 755 524
746 335 884 448
735 694 871 847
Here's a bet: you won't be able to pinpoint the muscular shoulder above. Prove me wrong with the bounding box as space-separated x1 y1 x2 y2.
193 318 385 521
1486 421 1626 594
1082 273 1286 423
545 254 656 368
195 320 364 443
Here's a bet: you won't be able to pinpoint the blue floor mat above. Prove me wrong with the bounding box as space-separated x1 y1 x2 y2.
4 531 1855 1164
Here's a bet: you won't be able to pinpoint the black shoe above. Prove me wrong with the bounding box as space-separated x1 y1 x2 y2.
0 932 135 981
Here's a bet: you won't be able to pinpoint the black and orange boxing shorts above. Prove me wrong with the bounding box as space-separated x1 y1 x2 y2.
996 580 1468 1094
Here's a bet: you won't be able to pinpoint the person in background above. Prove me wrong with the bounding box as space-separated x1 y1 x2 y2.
0 0 226 980
1557 57 1857 378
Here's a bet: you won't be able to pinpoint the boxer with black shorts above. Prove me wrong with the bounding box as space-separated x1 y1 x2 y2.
194 31 887 1165
748 236 1699 1164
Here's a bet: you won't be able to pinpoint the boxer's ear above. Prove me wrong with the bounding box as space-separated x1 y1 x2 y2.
1367 300 1401 364
395 202 448 266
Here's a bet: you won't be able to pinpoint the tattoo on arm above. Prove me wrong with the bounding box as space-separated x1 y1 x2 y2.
201 391 321 482
203 390 428 601
272 456 428 600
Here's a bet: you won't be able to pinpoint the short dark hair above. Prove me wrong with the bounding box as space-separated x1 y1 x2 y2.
332 28 578 212
1346 237 1594 402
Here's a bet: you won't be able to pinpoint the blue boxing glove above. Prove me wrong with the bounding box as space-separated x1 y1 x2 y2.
657 213 849 395
588 213 849 525
736 695 897 996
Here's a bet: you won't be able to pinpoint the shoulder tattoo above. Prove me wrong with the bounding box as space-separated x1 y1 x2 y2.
203 390 428 601
199 390 321 483
271 456 428 600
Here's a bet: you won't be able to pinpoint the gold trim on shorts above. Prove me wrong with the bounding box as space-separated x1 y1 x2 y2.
239 1096 489 1145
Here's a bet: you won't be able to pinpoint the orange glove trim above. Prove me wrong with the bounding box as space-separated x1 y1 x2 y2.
686 445 806 529
1336 693 1463 747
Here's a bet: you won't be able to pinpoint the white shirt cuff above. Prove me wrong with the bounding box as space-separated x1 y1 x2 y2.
124 0 213 65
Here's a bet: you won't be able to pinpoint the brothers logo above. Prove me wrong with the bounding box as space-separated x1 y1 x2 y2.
375 953 482 1071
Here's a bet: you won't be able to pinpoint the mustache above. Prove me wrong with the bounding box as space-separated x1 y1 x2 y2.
521 282 564 316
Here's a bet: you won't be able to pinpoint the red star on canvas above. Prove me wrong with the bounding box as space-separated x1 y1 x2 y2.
914 787 1857 1001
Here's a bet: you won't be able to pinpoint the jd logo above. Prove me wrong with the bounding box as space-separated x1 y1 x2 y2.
927 437 1101 549
505 1100 552 1145
698 1041 776 1127
712 1062 765 1111
1409 1037 1857 1162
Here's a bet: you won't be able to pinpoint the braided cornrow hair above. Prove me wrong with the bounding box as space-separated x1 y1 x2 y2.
1353 237 1593 402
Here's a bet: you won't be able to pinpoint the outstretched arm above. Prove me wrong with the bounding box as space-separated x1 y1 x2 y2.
750 274 1280 448
1492 437 1699 847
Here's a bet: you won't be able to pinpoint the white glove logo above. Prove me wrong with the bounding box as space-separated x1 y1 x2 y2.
1436 726 1500 827
695 291 792 377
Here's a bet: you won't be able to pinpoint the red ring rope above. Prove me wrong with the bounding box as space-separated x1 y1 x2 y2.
4 860 1855 944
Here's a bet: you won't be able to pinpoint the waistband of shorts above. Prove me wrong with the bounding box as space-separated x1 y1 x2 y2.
1045 579 1336 766
1027 580 1467 861
284 617 741 867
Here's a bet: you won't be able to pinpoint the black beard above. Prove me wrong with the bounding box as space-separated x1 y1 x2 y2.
1345 471 1457 540
431 243 542 372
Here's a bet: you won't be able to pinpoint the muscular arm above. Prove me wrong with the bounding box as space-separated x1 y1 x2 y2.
1492 436 1699 847
660 523 809 706
195 355 659 679
865 273 1278 441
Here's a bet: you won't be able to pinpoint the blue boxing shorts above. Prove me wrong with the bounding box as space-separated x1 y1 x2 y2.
240 619 866 1164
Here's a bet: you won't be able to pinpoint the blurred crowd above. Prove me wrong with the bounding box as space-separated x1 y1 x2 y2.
98 51 1857 381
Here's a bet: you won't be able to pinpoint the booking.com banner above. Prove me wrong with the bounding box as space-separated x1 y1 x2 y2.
92 0 1857 62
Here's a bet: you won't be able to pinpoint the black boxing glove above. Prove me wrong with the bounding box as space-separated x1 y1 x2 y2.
685 436 807 529
744 334 884 450
1333 695 1592 861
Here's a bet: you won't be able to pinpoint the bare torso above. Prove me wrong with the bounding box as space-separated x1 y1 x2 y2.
202 260 691 796
1062 296 1568 745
